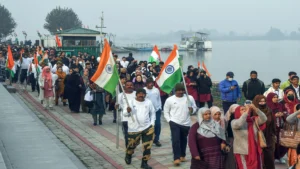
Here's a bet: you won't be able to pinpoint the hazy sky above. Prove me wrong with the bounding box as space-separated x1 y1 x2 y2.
1 0 300 40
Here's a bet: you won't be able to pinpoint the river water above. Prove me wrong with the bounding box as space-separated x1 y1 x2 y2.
124 40 300 85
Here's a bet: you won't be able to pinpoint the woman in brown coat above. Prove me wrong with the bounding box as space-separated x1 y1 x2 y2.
55 67 66 105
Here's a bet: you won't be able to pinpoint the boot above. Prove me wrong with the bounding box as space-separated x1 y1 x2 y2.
63 102 67 106
125 154 132 164
99 115 103 125
141 161 152 169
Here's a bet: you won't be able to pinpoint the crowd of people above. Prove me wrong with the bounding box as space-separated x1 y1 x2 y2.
2 44 300 169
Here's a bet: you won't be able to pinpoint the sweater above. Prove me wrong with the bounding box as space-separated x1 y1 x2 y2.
163 95 197 126
118 92 136 122
144 87 162 111
127 99 156 132
231 109 267 155
196 76 212 94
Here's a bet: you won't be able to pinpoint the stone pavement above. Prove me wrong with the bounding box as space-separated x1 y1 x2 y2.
13 84 288 169
0 84 88 169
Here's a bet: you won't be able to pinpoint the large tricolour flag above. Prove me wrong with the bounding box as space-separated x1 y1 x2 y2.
156 45 182 94
91 39 119 96
6 45 15 78
148 45 161 64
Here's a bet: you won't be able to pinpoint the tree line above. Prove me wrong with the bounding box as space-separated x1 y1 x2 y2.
0 5 82 41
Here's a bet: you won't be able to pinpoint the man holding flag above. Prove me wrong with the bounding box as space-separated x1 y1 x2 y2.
156 45 197 166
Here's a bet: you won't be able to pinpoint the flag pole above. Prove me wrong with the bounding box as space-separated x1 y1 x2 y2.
118 78 135 122
116 84 120 149
180 67 191 106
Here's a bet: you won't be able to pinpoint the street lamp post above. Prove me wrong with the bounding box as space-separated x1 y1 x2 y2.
96 11 106 53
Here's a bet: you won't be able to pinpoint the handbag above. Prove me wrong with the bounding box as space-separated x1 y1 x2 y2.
279 123 300 149
254 119 267 148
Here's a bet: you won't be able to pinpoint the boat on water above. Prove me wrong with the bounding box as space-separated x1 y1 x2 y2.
179 32 212 51
123 43 153 51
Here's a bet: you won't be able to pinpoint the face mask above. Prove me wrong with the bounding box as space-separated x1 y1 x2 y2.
287 95 295 101
228 78 233 81
79 61 83 65
258 104 266 109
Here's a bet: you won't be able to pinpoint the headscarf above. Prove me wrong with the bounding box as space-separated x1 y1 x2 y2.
266 93 284 113
42 66 52 85
210 106 225 129
283 89 299 114
252 95 269 115
225 104 239 121
234 106 264 167
56 68 66 79
197 107 226 140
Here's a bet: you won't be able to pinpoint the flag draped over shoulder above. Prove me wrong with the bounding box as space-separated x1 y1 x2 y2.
155 45 182 94
6 45 15 78
34 54 40 74
148 45 161 64
91 39 119 96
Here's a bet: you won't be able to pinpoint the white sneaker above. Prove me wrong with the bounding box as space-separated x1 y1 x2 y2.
279 158 286 164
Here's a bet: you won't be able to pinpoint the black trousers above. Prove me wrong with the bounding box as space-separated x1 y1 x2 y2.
68 92 81 113
20 69 27 84
161 95 168 110
222 101 237 114
122 121 129 148
169 121 190 160
29 73 36 92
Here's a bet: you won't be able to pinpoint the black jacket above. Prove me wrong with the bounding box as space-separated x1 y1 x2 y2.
196 76 212 94
284 84 300 100
242 79 265 100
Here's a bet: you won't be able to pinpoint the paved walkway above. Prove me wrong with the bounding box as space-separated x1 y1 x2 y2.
0 84 87 169
9 84 289 169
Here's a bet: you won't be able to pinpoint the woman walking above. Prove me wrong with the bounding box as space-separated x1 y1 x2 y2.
55 67 66 106
286 104 300 167
38 66 56 109
266 93 288 163
89 83 106 125
224 104 239 169
231 104 267 169
253 95 276 169
188 107 227 169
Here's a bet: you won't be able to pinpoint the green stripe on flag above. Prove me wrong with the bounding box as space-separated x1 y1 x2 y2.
178 55 183 67
148 56 159 64
159 69 182 94
103 65 119 96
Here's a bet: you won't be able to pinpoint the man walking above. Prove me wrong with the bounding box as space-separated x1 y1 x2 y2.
116 81 136 148
242 70 265 101
219 71 241 113
144 78 162 147
125 88 155 169
164 83 197 166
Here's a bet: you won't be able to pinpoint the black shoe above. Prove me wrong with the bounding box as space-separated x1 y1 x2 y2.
125 154 132 164
113 120 116 123
93 123 97 126
141 161 152 169
99 121 102 125
154 141 162 147
63 102 67 106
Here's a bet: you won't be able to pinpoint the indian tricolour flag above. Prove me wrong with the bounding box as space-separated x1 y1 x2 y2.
91 39 119 96
148 45 161 64
156 45 182 94
6 45 15 78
